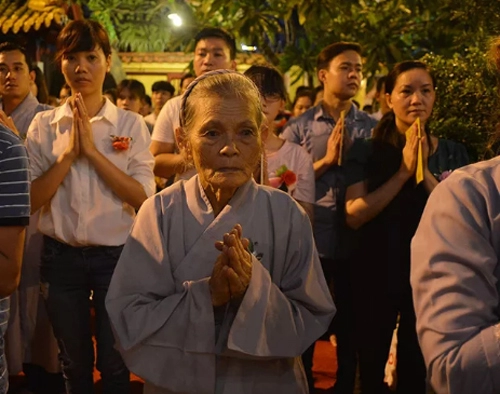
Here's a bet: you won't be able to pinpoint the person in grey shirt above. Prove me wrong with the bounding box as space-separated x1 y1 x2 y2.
411 37 500 394
411 157 500 394
0 43 51 140
282 41 376 393
0 42 60 393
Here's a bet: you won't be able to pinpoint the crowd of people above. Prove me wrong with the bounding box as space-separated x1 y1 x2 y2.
0 16 499 394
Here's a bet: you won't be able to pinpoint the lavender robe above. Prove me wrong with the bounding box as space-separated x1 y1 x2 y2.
411 157 500 394
106 176 335 394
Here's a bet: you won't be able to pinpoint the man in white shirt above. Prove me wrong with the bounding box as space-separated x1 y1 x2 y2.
150 27 237 181
144 80 175 128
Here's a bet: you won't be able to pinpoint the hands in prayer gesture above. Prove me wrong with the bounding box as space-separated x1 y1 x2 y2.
210 224 253 307
324 120 352 166
65 93 97 160
400 122 419 178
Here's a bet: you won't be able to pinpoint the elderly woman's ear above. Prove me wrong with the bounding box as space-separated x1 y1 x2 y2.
175 126 190 158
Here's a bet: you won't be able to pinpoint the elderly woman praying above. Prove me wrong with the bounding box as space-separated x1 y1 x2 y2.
105 70 335 394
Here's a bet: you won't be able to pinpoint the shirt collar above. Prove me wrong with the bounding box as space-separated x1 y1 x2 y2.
314 101 364 122
0 92 38 114
50 97 118 126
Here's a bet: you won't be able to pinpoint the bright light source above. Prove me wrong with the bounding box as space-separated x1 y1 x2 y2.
241 44 257 52
168 13 182 27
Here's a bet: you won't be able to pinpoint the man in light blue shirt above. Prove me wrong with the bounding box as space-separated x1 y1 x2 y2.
283 41 376 394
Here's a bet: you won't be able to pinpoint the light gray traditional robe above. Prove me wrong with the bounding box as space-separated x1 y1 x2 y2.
411 157 500 394
106 176 335 394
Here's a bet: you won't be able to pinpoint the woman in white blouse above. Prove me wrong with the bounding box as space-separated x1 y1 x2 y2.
26 20 155 393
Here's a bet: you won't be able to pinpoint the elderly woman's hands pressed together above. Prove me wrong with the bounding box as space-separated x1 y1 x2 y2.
210 224 252 306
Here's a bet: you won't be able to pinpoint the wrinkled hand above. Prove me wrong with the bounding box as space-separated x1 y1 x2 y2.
323 121 342 166
209 252 231 307
0 110 20 137
400 123 419 178
74 93 96 157
215 224 252 301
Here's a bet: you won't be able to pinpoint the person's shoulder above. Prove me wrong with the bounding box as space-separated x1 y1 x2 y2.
33 105 59 122
37 103 53 113
165 96 182 112
353 106 378 127
348 137 373 158
257 184 306 216
0 125 23 147
437 138 467 153
288 106 318 127
451 157 500 182
438 157 500 200
144 113 155 123
283 140 311 160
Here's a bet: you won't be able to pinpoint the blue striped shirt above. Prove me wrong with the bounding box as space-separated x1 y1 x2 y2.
0 125 30 393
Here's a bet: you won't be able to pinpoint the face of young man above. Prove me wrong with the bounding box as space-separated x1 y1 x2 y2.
319 50 362 101
193 38 236 77
0 50 33 101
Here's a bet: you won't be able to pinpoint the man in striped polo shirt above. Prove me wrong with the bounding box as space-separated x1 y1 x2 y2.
0 124 30 393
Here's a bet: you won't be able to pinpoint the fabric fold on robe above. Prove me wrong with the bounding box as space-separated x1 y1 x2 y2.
106 175 335 394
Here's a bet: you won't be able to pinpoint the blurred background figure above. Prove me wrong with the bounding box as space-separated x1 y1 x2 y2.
104 88 117 104
292 87 314 117
313 85 324 105
179 73 194 95
140 94 152 117
371 75 389 121
144 80 175 128
59 83 71 106
30 65 49 105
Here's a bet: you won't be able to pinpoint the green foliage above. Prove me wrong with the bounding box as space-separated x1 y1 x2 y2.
422 47 500 161
85 0 177 52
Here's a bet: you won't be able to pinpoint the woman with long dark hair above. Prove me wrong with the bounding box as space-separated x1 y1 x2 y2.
344 60 468 394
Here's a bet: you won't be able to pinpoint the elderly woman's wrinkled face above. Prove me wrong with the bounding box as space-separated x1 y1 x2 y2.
186 94 262 191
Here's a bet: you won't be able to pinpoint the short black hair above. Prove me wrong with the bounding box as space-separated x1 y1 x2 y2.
56 20 111 65
117 79 146 100
317 42 362 71
243 65 286 101
376 76 387 93
152 80 175 96
292 88 314 108
0 42 32 67
195 27 237 60
143 94 152 106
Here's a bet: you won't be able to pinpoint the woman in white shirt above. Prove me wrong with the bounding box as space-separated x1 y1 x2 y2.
26 20 155 393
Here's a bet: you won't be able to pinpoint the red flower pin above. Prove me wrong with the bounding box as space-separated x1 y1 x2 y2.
110 135 132 151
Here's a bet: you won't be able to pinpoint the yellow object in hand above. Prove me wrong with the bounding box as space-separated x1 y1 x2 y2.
338 110 346 166
405 118 424 184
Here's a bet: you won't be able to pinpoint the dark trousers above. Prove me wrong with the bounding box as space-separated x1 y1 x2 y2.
302 258 357 394
353 286 426 394
40 236 130 394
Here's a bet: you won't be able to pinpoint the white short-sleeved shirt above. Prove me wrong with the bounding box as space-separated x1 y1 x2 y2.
151 95 182 144
267 140 315 204
26 98 155 247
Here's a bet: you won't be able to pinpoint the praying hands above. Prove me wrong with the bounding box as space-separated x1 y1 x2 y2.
209 224 252 307
65 93 98 160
